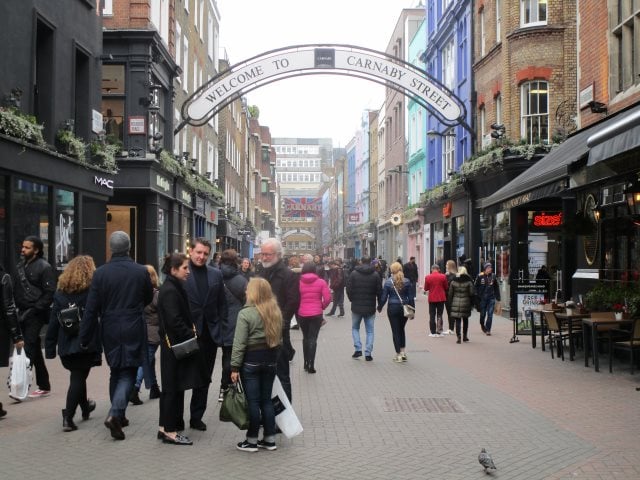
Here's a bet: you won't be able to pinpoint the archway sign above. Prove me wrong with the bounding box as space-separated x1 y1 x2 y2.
177 44 470 135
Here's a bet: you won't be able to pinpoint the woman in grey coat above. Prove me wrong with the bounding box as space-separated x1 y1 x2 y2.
447 266 475 344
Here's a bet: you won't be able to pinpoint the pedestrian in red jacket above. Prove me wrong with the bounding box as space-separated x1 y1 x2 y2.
423 264 448 337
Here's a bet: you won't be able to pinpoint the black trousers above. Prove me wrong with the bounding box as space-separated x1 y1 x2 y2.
160 389 185 433
66 367 91 417
220 345 232 390
454 317 469 339
190 328 218 421
21 314 50 390
276 320 293 402
298 314 322 367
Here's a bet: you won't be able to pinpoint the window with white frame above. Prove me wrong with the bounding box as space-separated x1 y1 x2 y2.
496 0 502 41
479 105 486 142
442 39 455 90
495 93 502 124
194 0 199 30
199 0 205 40
207 13 214 60
184 0 189 14
182 36 189 90
521 81 549 144
102 0 113 15
610 1 640 93
175 24 182 83
442 129 455 182
520 0 547 27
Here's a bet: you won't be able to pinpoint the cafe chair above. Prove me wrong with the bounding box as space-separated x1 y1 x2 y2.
610 318 640 374
544 311 579 361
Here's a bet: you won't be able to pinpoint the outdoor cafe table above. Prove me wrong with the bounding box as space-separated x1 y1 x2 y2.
530 308 587 361
582 317 633 372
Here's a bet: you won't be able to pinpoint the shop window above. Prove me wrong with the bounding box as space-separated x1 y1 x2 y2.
55 189 75 270
158 208 168 270
610 1 640 93
13 179 50 261
520 81 549 144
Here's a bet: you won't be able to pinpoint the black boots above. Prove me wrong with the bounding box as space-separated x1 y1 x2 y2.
81 399 96 420
62 409 78 432
149 384 161 399
129 389 143 405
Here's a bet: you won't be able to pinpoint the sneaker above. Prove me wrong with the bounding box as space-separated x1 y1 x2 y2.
236 440 258 452
326 313 335 317
485 332 491 336
392 354 403 363
365 355 373 361
257 439 277 451
401 352 407 362
28 389 50 398
428 333 437 337
352 350 363 359
218 388 227 403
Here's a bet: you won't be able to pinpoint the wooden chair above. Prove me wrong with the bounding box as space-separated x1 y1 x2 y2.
611 318 640 374
544 311 580 361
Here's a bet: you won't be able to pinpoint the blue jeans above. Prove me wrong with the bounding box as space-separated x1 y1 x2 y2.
108 367 137 418
479 297 496 332
135 343 159 390
241 362 277 442
351 312 375 355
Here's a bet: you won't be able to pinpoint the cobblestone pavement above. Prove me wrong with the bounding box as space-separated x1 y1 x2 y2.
1 294 639 479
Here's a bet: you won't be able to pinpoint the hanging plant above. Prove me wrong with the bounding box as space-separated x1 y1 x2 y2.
89 140 119 172
0 107 46 146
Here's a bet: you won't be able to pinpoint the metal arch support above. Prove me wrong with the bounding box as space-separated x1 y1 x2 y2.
176 44 470 135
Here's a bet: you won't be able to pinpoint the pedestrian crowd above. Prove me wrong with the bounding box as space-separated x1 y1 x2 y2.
1 234 502 450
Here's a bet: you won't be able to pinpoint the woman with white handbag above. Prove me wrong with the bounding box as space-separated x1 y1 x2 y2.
378 262 414 363
1 263 25 416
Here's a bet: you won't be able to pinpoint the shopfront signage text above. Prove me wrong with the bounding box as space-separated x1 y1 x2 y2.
181 190 193 205
94 176 114 189
442 202 452 218
155 175 171 192
532 211 563 227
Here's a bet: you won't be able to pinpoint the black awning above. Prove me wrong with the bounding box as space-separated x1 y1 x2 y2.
480 129 590 211
587 105 640 165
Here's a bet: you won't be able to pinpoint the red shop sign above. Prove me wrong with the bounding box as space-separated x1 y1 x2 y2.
532 211 562 227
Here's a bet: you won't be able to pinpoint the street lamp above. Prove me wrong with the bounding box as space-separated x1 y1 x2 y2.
427 129 456 138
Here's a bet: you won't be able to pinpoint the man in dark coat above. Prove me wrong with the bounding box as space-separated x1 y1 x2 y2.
12 235 56 398
219 249 247 400
474 262 501 335
257 238 300 402
327 259 346 317
184 238 227 431
403 256 419 300
346 256 381 361
80 231 153 440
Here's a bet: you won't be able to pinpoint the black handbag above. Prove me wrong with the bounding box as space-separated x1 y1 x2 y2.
165 325 199 360
57 303 81 336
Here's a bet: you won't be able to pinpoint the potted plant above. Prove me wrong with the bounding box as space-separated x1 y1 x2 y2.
612 303 625 321
56 128 86 160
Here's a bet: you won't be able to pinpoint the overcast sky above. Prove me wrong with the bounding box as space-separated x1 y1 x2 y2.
217 0 422 147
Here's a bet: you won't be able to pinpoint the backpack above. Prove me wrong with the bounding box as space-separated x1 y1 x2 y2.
57 303 82 336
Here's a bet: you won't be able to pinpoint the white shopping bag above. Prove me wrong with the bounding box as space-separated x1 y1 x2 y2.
7 347 32 401
271 375 303 438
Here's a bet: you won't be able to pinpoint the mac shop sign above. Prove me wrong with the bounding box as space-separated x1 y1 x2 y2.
94 175 114 190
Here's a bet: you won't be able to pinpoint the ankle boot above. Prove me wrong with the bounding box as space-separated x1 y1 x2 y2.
303 360 309 371
456 336 461 344
307 362 316 374
81 399 96 420
129 389 143 405
62 409 78 432
0 402 7 417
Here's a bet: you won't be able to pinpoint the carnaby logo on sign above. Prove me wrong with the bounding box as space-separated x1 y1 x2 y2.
94 176 114 189
156 175 171 192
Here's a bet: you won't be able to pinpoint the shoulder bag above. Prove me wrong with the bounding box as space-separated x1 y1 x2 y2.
219 377 249 430
16 262 43 304
392 282 415 319
165 325 199 360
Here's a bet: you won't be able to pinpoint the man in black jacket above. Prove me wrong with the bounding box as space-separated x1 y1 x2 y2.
12 235 56 398
326 259 345 317
403 257 419 300
346 256 381 361
184 238 227 431
80 231 153 440
258 238 299 402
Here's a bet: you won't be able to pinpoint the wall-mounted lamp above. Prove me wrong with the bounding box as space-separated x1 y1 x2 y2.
588 100 607 114
182 152 190 165
427 129 455 138
627 189 640 224
205 171 212 179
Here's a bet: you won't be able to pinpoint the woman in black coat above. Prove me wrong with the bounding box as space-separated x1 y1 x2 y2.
45 256 101 431
0 264 24 418
157 253 208 446
447 266 475 344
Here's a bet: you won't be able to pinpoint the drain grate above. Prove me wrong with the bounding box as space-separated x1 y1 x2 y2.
382 397 465 413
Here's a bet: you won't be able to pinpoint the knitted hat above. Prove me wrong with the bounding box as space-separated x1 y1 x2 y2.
484 262 492 269
110 231 131 255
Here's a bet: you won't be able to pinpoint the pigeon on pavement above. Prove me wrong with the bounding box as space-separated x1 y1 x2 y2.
478 448 497 473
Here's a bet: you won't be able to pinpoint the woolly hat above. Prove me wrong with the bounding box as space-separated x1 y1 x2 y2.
484 262 492 269
110 231 131 255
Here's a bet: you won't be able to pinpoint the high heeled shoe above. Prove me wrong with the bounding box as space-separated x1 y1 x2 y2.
162 433 193 445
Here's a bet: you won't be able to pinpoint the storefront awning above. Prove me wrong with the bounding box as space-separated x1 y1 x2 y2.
480 129 591 212
481 102 640 212
587 105 640 165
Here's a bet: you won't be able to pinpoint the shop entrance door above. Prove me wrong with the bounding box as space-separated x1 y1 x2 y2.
106 205 137 261
528 232 562 301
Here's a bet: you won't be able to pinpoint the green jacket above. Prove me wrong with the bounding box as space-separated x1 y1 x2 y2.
231 305 281 371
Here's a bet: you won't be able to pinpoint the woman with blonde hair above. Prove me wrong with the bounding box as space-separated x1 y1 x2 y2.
443 259 458 335
45 255 101 432
378 262 414 363
230 277 283 452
